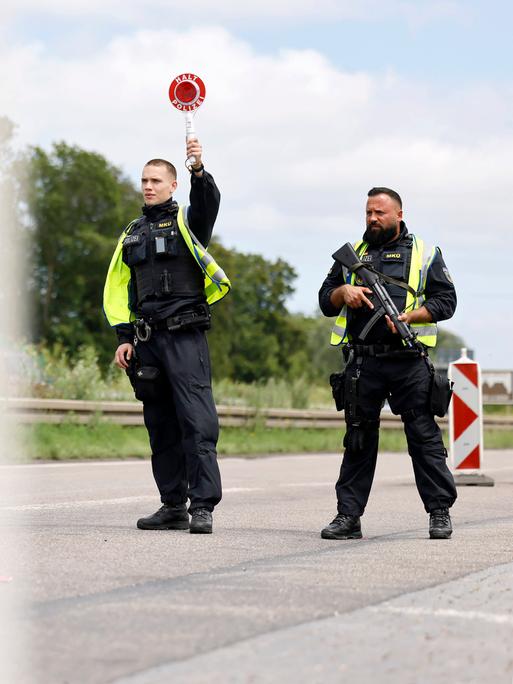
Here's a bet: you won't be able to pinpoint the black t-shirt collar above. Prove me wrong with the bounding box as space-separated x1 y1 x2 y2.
142 197 178 222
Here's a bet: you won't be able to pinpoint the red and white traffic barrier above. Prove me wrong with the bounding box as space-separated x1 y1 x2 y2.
448 348 494 486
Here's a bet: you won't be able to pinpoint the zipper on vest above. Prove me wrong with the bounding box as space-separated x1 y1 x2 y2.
148 222 156 300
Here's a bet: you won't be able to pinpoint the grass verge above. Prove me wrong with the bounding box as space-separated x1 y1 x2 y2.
17 422 513 462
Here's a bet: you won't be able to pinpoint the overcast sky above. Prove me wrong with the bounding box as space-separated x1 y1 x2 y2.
1 1 512 368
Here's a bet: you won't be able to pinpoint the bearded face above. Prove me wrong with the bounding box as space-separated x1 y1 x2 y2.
363 223 399 246
364 194 402 246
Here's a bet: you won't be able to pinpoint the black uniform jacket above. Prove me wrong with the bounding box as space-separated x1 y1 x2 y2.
318 223 457 346
115 170 220 344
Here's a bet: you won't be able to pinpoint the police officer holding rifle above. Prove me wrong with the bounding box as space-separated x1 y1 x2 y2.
319 187 457 540
103 138 230 534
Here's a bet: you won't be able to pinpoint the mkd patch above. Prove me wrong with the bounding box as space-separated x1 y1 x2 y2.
382 252 403 260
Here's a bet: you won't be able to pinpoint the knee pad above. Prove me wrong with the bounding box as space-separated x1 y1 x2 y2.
401 410 445 455
401 408 436 427
401 408 421 424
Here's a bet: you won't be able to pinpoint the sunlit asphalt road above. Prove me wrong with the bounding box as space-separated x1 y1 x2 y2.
1 450 513 683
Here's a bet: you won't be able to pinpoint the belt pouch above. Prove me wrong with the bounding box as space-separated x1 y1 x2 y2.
126 361 168 403
429 369 453 417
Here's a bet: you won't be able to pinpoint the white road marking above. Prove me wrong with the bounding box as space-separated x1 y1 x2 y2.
281 482 332 488
1 496 156 511
1 455 512 511
0 484 335 511
0 460 152 469
371 604 513 626
0 489 262 511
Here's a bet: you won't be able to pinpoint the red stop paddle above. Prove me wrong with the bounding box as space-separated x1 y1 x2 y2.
169 74 206 169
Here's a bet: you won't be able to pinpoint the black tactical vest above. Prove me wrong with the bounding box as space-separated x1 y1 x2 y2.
121 210 204 308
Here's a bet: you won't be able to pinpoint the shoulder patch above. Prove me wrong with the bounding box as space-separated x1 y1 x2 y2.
442 267 453 284
123 234 142 247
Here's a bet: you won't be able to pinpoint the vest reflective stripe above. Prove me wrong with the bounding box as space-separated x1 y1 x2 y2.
412 323 438 338
416 243 436 308
103 207 230 327
177 208 231 304
408 237 438 347
331 323 347 340
330 235 438 347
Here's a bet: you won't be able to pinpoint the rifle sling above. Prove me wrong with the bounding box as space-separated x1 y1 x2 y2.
348 264 417 298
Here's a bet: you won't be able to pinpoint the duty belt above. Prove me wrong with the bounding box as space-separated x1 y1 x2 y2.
344 343 422 359
134 304 211 342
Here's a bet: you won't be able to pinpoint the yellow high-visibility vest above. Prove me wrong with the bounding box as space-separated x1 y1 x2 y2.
103 206 231 327
330 235 438 347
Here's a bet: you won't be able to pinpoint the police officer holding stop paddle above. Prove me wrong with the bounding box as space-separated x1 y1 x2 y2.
103 137 230 535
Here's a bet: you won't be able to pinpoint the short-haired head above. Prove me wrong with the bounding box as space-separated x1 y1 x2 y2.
367 186 402 208
144 158 177 180
141 159 178 206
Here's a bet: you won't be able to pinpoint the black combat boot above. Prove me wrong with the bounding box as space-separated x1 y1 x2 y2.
321 513 362 540
190 508 213 534
137 504 189 530
429 508 452 539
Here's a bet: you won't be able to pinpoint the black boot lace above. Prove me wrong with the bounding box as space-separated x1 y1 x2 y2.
431 508 450 526
332 513 354 525
193 508 211 520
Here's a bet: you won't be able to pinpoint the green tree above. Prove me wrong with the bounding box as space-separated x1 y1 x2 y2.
208 239 307 383
435 328 465 350
26 142 141 364
289 313 343 382
25 139 467 386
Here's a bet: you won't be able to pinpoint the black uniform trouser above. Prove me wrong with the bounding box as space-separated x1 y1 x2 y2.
134 328 221 512
336 354 457 516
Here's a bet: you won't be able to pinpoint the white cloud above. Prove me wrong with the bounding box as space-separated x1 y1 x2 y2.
1 25 511 366
0 0 468 26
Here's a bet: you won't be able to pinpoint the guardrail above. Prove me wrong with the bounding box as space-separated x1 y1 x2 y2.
2 398 513 430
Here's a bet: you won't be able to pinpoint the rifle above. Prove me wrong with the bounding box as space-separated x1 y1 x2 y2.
332 242 419 351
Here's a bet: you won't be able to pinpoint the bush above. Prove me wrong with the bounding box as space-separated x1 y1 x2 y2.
20 344 133 400
17 344 335 408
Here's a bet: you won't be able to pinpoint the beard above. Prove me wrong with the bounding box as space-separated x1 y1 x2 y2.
363 223 398 246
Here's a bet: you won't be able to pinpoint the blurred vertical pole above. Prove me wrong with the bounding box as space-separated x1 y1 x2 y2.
0 118 30 681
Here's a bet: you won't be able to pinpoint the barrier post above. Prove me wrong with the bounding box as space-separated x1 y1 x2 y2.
448 348 494 486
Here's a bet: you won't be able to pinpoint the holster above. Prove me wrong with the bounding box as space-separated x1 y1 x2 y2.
329 371 346 412
126 357 169 403
165 303 211 332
